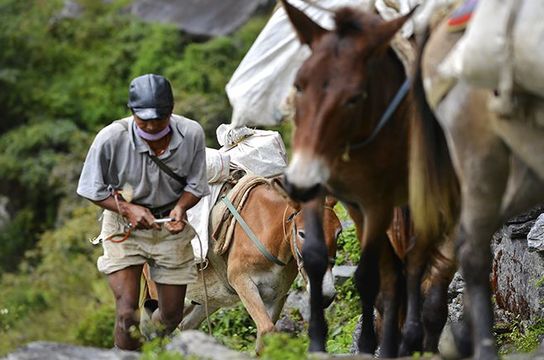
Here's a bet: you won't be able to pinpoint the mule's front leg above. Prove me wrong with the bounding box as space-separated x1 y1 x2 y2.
302 198 329 352
229 274 276 355
354 207 395 356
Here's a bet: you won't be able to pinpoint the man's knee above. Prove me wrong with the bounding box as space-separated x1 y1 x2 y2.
117 306 139 333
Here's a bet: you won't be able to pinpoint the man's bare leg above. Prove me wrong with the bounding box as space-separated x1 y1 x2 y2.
151 283 187 335
107 264 144 350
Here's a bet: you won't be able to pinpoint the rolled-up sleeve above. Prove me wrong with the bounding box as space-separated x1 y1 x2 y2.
76 134 111 201
184 128 210 198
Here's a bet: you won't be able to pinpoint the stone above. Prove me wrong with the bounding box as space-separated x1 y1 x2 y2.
332 265 357 285
59 0 274 37
528 214 544 252
166 330 251 360
492 225 544 320
1 342 138 360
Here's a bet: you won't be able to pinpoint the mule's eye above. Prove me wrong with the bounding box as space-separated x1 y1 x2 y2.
294 83 303 94
298 230 306 239
345 92 365 107
334 228 342 239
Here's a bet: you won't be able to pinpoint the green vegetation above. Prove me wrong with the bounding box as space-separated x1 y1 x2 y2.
498 318 544 354
261 333 308 360
200 304 256 352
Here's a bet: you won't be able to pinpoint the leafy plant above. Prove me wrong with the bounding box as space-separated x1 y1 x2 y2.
498 318 544 354
261 332 308 360
141 338 186 360
199 304 256 352
76 305 115 348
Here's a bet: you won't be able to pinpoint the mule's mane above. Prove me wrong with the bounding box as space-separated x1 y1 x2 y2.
334 7 382 38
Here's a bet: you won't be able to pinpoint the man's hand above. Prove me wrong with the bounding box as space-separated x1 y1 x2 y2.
165 205 187 234
120 202 160 230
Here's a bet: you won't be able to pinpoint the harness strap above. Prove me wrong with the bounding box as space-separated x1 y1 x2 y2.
221 196 287 267
349 77 411 150
290 223 306 275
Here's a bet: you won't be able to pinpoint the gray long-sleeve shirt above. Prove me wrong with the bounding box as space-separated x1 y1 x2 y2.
77 114 210 208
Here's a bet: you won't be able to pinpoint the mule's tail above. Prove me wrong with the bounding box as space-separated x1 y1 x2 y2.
409 29 460 243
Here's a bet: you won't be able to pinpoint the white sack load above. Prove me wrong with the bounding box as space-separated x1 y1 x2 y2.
451 0 544 98
226 0 423 128
188 184 223 264
226 0 370 128
512 1 544 97
205 147 230 184
187 148 230 263
216 124 288 178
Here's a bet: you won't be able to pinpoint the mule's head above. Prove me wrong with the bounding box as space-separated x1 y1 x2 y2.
292 197 342 307
281 0 415 201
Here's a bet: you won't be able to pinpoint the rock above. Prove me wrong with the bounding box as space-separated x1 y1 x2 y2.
166 330 251 360
1 341 138 360
59 0 274 37
528 214 544 252
492 224 544 320
332 265 357 285
284 290 310 322
506 207 544 225
275 315 303 333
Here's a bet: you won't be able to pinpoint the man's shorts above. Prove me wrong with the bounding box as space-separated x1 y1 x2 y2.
97 210 197 285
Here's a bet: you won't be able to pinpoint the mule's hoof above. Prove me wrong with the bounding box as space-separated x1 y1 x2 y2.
308 341 326 353
474 339 498 360
439 321 472 359
399 320 423 356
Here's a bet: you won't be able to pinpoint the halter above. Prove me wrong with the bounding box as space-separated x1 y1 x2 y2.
284 206 337 284
342 77 411 161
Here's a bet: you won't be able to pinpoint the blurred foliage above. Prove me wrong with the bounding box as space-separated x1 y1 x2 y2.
0 205 110 354
261 333 308 360
0 120 90 271
0 0 269 273
75 304 115 348
199 304 256 353
140 337 186 360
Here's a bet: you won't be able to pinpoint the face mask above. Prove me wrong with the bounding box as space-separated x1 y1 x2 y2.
136 124 171 141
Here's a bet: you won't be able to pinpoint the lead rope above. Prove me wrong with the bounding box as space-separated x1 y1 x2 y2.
182 219 212 336
102 190 132 243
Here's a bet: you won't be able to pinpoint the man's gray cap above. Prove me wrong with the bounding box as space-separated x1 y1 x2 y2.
128 74 174 120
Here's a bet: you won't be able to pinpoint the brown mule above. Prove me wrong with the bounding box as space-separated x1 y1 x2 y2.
144 182 342 355
280 0 459 356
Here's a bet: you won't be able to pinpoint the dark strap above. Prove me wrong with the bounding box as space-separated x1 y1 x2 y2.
113 119 187 187
147 154 187 187
350 77 411 149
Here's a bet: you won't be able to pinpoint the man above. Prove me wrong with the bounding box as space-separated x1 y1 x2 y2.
77 74 209 350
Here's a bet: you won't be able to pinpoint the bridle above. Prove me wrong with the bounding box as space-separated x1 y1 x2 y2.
342 77 411 161
283 205 338 284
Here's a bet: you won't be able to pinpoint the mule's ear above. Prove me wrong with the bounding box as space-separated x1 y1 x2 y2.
281 0 328 49
371 6 418 52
